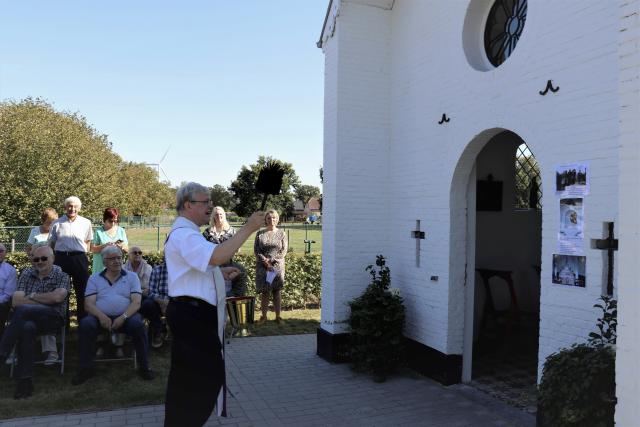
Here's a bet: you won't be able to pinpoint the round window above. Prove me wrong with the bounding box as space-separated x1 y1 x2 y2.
484 0 527 67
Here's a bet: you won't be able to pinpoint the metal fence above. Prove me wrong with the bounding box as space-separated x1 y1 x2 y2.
0 222 322 254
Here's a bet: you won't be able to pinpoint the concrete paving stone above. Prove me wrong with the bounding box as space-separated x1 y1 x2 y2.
142 423 163 427
46 420 81 427
4 334 536 427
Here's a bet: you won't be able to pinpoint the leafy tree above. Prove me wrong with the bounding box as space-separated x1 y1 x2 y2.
229 156 300 218
295 184 320 206
0 98 174 224
210 184 234 211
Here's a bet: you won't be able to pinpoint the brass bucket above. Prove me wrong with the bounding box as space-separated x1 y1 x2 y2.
226 296 255 329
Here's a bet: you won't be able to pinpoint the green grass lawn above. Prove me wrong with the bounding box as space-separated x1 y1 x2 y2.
0 308 320 420
124 224 322 254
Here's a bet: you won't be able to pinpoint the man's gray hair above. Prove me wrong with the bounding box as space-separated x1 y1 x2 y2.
64 196 82 209
176 182 209 213
101 245 123 258
32 242 53 255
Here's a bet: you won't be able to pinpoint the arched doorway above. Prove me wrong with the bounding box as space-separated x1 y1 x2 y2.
451 129 541 409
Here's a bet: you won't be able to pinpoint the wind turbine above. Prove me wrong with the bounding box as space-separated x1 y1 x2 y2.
145 146 171 184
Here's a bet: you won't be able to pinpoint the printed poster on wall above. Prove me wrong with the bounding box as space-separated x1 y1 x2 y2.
558 198 584 255
552 254 586 288
555 162 589 197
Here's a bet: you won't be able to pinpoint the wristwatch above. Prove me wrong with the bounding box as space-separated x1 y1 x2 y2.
122 312 128 320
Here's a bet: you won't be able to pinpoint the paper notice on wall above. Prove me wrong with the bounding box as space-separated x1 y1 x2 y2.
555 162 589 197
552 254 586 288
558 198 584 255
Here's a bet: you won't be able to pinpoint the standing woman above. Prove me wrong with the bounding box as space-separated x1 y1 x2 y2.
91 208 128 273
254 209 288 325
203 207 247 296
26 208 58 256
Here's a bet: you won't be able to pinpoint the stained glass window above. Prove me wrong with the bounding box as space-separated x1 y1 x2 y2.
484 0 527 67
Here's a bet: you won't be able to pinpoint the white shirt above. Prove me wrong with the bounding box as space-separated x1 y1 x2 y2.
165 216 221 305
49 215 93 252
27 226 50 245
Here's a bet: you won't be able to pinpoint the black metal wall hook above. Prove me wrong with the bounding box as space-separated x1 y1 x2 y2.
539 80 560 96
438 113 450 124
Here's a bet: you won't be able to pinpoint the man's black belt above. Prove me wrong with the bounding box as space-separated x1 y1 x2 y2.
170 296 215 308
55 250 85 256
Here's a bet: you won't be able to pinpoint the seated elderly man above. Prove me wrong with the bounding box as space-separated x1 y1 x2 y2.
140 258 169 348
0 243 69 399
72 246 154 385
0 243 18 338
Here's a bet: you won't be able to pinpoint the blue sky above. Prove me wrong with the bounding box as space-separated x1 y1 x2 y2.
0 1 327 188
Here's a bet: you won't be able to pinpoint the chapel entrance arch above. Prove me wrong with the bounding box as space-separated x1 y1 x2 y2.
450 129 542 397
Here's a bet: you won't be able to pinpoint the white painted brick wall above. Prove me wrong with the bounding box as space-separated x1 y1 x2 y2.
320 0 392 334
321 0 626 382
616 0 640 423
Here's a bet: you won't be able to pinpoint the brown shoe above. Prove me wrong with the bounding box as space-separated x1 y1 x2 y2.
256 316 267 326
276 317 285 326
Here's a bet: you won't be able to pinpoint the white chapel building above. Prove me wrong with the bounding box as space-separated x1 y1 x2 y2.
315 0 640 423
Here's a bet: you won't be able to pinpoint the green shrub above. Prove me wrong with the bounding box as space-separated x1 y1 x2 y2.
347 255 405 382
538 297 617 427
235 253 321 309
5 251 322 312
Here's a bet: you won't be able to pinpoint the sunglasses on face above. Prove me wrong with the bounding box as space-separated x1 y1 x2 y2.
132 251 143 255
32 256 48 263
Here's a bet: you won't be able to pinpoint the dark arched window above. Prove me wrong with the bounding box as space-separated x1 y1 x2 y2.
484 0 527 67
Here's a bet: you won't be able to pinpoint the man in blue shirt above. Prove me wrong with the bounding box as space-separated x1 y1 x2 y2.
140 258 169 348
72 245 153 385
0 243 17 338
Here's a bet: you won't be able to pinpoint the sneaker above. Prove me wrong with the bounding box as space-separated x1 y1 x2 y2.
151 330 164 348
43 351 59 366
95 347 104 359
256 316 267 326
138 368 155 381
71 369 94 386
115 347 125 358
276 317 285 326
5 350 15 365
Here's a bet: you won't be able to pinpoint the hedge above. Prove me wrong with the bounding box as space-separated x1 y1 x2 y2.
5 251 322 311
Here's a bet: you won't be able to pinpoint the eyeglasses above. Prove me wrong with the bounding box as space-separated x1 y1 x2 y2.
190 199 212 206
107 218 119 223
31 256 49 263
105 256 123 262
132 251 142 255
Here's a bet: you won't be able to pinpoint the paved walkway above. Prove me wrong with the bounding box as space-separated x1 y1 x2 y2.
2 334 535 426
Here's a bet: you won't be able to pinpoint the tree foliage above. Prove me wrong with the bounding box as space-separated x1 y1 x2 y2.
210 184 234 211
295 184 320 206
229 156 300 218
0 98 174 224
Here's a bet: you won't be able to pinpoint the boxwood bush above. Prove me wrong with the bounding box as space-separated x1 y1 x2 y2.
537 297 617 427
6 251 321 311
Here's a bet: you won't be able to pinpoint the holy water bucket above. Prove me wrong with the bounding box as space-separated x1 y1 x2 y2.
226 296 255 330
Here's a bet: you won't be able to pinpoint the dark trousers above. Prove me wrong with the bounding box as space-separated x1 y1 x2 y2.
139 296 164 333
78 313 149 370
0 301 11 338
54 253 89 319
165 299 225 427
0 305 62 378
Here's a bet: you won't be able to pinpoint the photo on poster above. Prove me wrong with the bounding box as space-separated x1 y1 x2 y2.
555 162 589 197
559 198 584 238
552 254 586 287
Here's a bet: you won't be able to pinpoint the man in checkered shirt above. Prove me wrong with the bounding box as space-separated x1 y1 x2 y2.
140 257 169 348
0 243 69 399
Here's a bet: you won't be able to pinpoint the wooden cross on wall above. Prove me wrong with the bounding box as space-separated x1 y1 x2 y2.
411 220 426 267
593 222 618 295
